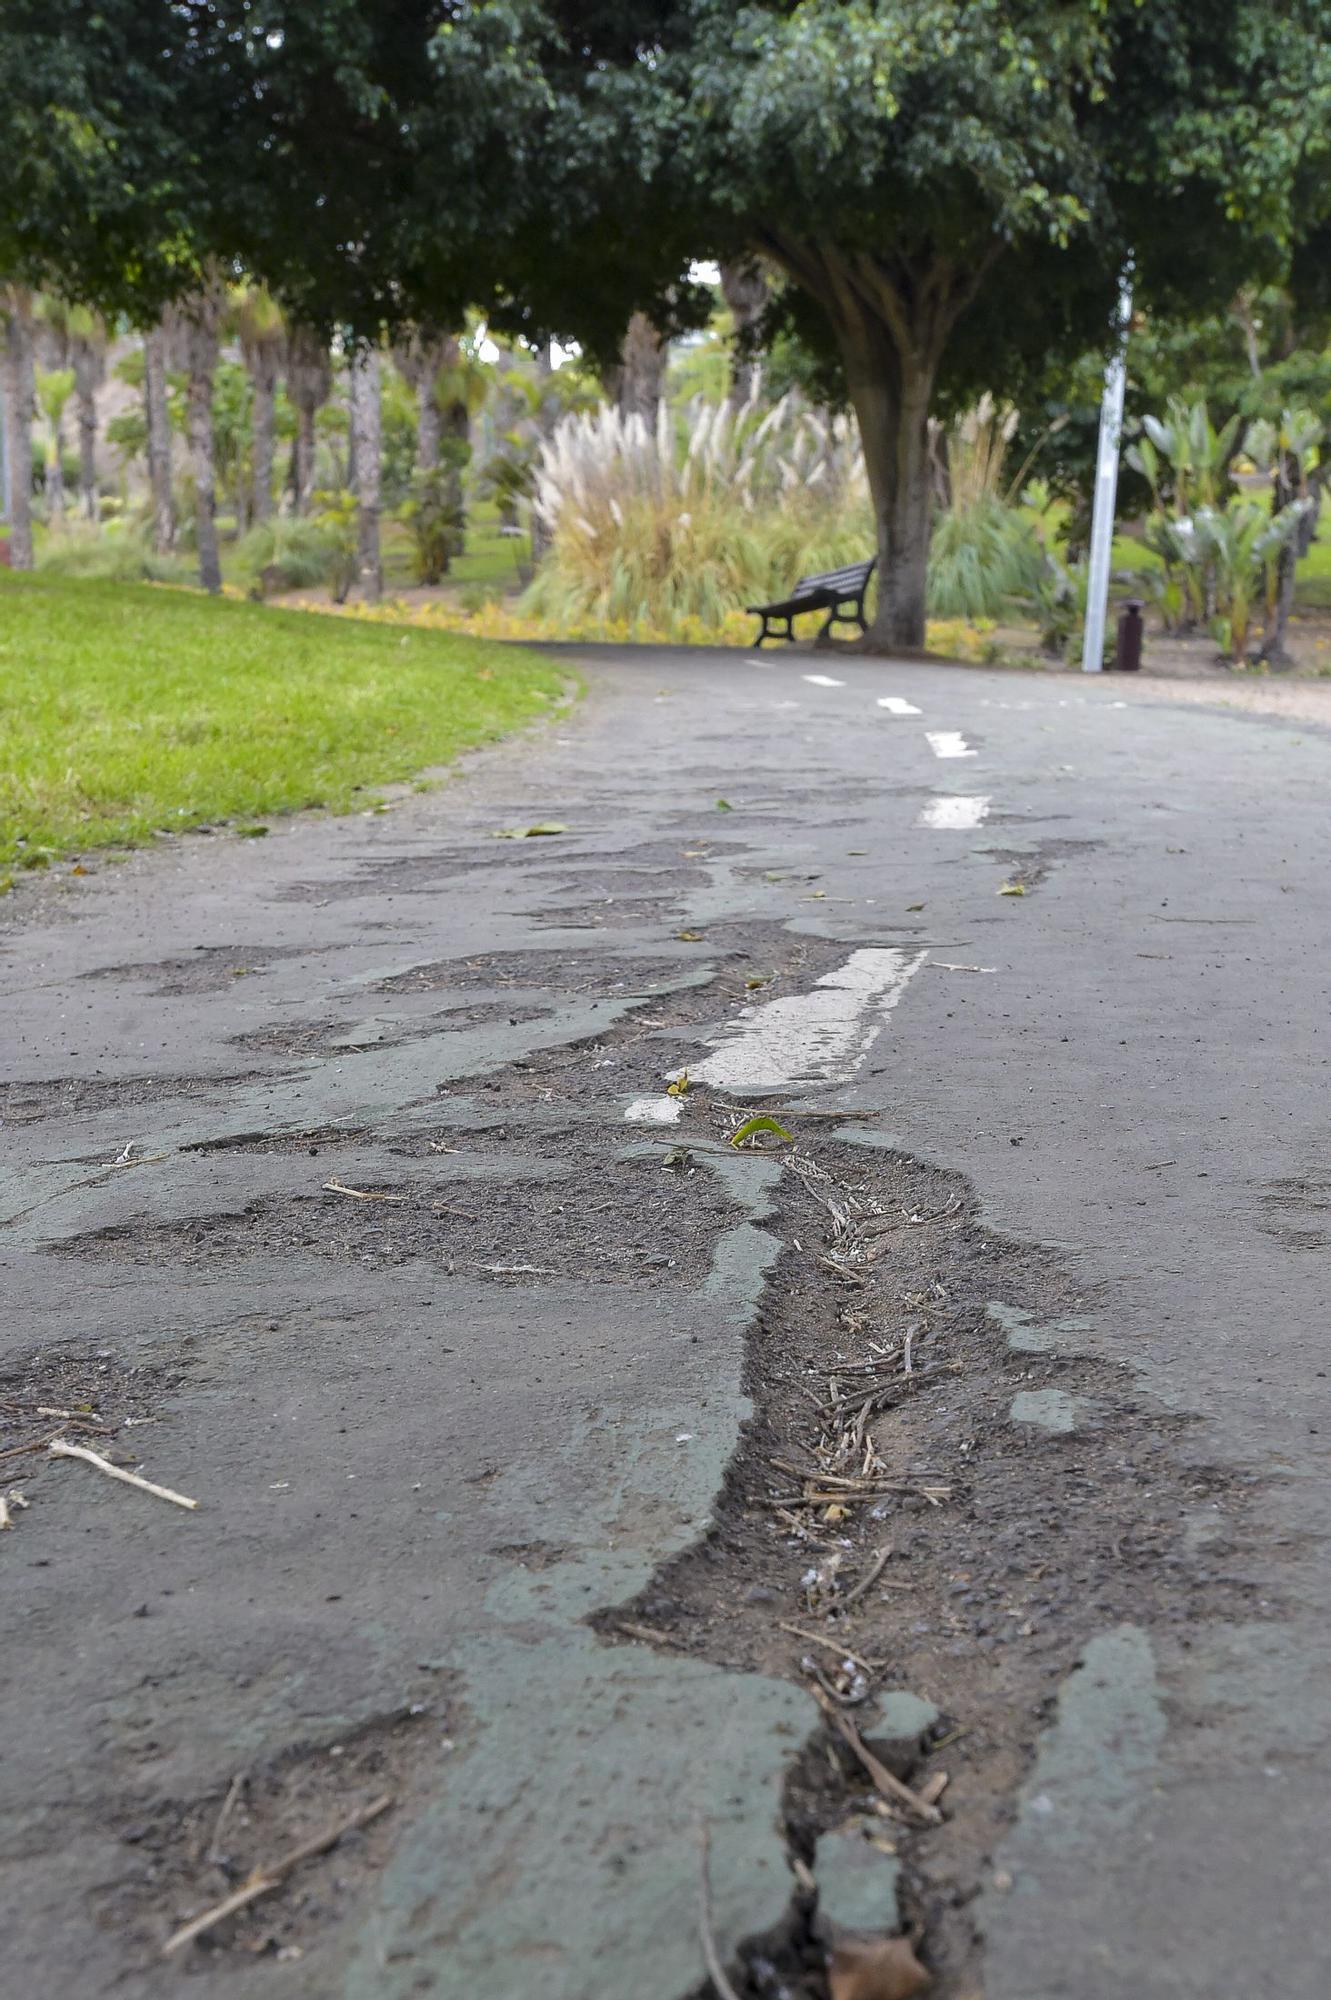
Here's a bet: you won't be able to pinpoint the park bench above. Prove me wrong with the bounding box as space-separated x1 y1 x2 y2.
747 556 876 647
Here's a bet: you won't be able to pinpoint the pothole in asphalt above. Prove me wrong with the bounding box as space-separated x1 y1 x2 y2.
94 1705 441 1965
226 1000 556 1058
81 946 332 997
55 1153 747 1290
598 1119 1265 1999
0 1348 184 1502
0 1071 291 1126
980 837 1101 891
373 949 683 997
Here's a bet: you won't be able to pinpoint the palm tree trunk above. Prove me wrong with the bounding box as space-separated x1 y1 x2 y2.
47 418 66 518
250 360 278 524
1 289 35 568
143 327 175 553
171 289 224 593
287 327 331 517
76 390 97 518
349 346 382 602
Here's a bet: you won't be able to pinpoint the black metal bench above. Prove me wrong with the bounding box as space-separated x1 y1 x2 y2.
747 557 876 647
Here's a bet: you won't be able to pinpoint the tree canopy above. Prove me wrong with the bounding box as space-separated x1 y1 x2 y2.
4 0 1330 645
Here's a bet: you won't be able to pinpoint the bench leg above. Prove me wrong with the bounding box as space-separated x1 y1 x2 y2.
752 617 770 648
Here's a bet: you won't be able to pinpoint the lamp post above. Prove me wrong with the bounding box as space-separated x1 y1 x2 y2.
1081 272 1133 674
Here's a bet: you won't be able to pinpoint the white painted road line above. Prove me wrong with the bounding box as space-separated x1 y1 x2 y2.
918 795 992 829
803 673 845 687
877 696 922 715
623 1095 683 1125
926 730 976 759
683 946 927 1091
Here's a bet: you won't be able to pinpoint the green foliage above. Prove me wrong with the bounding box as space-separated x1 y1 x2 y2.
311 487 360 604
34 521 194 586
231 517 338 597
522 395 871 634
399 465 466 586
0 571 568 866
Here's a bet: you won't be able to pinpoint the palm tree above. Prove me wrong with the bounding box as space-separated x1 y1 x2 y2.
231 283 285 527
67 306 108 520
143 322 175 552
286 326 332 516
167 278 226 593
0 283 36 567
395 329 487 567
605 312 666 425
36 367 76 519
347 343 382 601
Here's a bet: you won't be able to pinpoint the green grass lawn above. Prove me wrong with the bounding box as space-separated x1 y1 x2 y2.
0 573 569 871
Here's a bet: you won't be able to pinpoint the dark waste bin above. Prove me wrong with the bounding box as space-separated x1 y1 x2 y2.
1113 598 1144 672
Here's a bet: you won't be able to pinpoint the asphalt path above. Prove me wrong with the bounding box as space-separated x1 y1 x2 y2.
3 646 1329 1998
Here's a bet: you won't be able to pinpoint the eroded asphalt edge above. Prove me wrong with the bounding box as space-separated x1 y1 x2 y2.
2 646 1329 1997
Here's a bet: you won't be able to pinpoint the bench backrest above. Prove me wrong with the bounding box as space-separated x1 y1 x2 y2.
794 557 876 595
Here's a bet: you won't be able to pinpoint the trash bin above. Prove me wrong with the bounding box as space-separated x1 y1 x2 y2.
1113 598 1144 672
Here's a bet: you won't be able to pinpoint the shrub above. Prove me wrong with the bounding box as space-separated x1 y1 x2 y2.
232 516 337 596
36 521 194 586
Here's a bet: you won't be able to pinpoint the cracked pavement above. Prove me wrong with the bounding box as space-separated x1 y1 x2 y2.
3 646 1330 1997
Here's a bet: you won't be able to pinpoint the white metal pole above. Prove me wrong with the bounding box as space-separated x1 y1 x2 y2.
1081 274 1133 673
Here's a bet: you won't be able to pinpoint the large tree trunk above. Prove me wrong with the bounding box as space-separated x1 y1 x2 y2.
143 327 175 552
349 346 382 602
836 313 937 652
287 326 332 516
720 259 768 411
607 312 666 427
1 288 36 568
170 289 224 594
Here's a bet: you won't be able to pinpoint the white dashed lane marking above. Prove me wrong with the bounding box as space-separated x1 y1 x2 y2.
803 673 845 687
682 947 927 1090
877 696 922 715
918 796 991 829
925 730 976 759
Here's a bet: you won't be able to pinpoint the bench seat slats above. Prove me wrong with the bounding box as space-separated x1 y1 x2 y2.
748 555 876 646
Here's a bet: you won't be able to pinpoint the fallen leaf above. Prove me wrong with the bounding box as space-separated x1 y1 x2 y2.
666 1072 690 1098
997 881 1026 897
828 1935 930 2000
237 825 269 839
730 1114 794 1148
906 902 925 911
715 798 733 811
661 1146 693 1169
71 863 90 876
824 1503 850 1523
745 973 771 990
492 821 569 840
676 929 705 942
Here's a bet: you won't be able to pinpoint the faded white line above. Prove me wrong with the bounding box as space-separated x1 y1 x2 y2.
683 947 927 1091
918 795 991 829
878 696 922 715
803 673 845 688
623 1095 683 1126
926 730 976 759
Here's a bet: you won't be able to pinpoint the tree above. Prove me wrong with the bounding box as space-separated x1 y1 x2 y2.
67 305 108 520
36 365 75 517
4 3 1330 650
720 260 769 411
348 345 382 602
1 285 36 567
605 313 667 427
287 327 332 517
232 284 285 527
167 281 225 594
143 325 175 552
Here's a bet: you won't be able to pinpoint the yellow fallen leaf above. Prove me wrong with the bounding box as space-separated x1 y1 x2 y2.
997 881 1026 897
666 1072 690 1098
824 1503 850 1523
676 929 705 942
